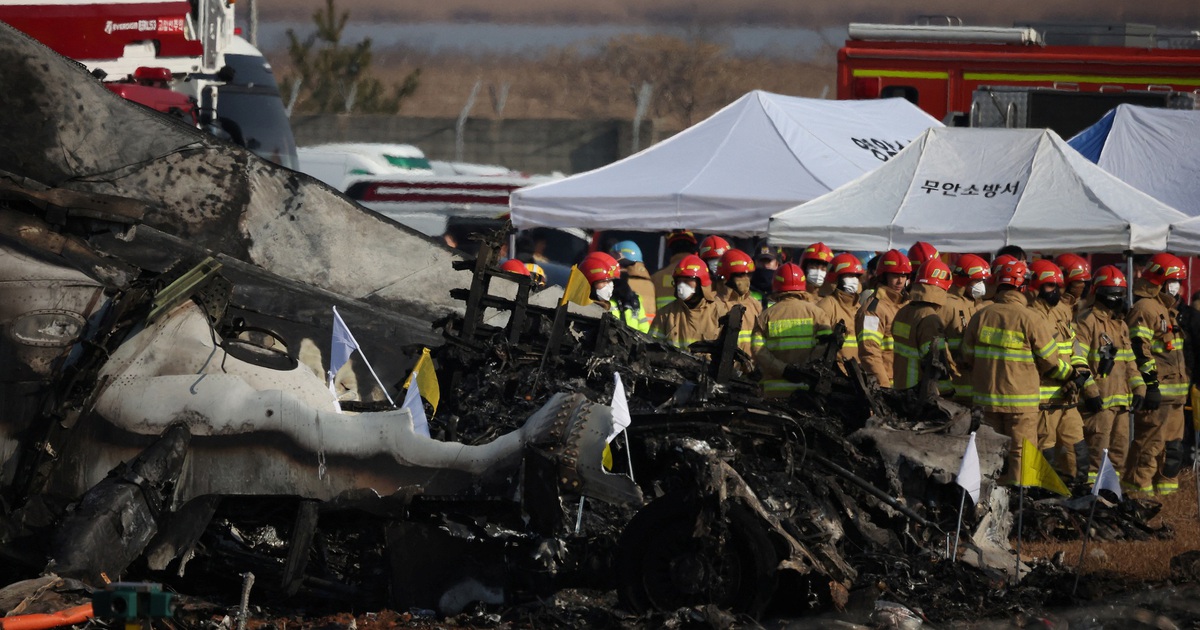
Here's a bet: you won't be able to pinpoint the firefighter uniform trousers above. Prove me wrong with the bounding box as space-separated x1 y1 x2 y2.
1129 403 1186 495
1032 298 1089 480
1082 407 1131 475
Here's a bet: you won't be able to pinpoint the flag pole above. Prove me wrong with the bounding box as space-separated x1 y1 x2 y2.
358 350 396 407
623 432 636 483
1072 496 1099 596
574 497 586 534
1016 483 1025 584
952 486 967 562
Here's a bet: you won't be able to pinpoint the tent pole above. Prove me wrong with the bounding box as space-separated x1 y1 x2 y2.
1125 250 1134 308
658 235 666 270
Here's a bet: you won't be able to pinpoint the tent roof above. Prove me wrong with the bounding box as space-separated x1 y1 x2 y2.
768 127 1188 254
510 91 941 236
1068 104 1200 217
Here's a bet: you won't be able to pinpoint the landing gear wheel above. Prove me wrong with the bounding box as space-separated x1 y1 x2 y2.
616 494 778 618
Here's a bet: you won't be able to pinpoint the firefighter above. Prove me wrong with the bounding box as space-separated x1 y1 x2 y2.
963 259 1077 481
1075 265 1145 481
1055 253 1092 316
714 249 762 358
856 249 910 388
499 258 530 277
818 253 864 364
799 242 835 298
581 252 650 333
942 253 992 403
698 235 731 279
752 262 833 398
893 259 953 394
1028 259 1090 483
650 254 728 350
750 242 785 308
610 240 657 321
651 230 697 312
907 241 939 285
1125 253 1189 495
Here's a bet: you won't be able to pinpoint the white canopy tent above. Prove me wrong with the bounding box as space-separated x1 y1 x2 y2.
510 91 941 236
1069 105 1200 217
1166 217 1200 255
768 127 1188 254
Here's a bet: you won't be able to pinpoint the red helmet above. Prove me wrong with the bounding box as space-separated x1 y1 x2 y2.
1143 253 1187 285
908 241 939 267
773 262 807 292
996 260 1029 289
500 259 530 276
579 252 620 284
915 259 953 290
1028 259 1065 291
800 242 834 266
673 254 712 287
952 253 991 286
666 230 697 247
717 249 755 277
875 249 912 277
1055 253 1092 283
697 235 731 261
991 254 1017 275
829 253 864 279
1092 265 1128 290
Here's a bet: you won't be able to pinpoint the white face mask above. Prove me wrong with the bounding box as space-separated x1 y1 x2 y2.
675 281 696 301
840 277 860 295
594 282 614 302
707 260 720 276
1166 281 1181 296
970 280 987 299
806 268 827 288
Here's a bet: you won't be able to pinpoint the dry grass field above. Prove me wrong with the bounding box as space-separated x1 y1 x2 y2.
1023 468 1200 581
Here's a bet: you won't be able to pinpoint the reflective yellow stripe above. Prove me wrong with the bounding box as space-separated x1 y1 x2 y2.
768 317 814 338
1100 393 1131 408
860 329 885 344
853 69 950 79
880 337 894 351
1161 382 1190 397
892 321 911 338
963 71 1200 87
974 392 1044 406
979 326 1026 349
972 347 1034 362
1129 325 1154 340
763 379 810 393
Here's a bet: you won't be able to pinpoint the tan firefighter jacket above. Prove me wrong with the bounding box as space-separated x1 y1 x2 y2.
962 289 1071 413
1030 297 1089 405
856 285 905 387
1076 301 1146 409
752 292 832 398
715 282 763 358
817 288 860 364
649 287 728 352
1126 279 1188 403
624 261 658 320
892 284 949 391
651 253 689 312
941 285 989 401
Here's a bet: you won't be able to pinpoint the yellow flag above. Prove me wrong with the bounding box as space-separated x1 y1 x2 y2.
559 265 594 307
1018 439 1070 496
602 444 613 470
402 347 440 414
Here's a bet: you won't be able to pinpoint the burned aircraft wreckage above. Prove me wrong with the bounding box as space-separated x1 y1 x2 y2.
0 22 1174 624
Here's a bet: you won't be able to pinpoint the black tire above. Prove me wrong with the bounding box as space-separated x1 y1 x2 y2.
616 494 778 618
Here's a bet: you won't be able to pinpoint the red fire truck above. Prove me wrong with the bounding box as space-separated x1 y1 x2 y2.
838 22 1200 136
0 0 298 169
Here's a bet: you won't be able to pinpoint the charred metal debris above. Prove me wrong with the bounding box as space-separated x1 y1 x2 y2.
0 176 1176 628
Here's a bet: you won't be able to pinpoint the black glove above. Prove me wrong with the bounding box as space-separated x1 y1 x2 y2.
1142 383 1162 411
782 363 807 383
1083 394 1104 414
1130 394 1145 412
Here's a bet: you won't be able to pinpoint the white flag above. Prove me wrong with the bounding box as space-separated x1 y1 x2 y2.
1092 448 1122 500
329 306 360 384
607 372 632 443
956 431 981 504
402 375 431 437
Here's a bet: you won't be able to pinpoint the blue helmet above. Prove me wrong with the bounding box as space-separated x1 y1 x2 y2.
610 240 643 264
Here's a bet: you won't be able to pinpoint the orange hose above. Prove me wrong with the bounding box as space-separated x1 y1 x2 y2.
0 603 94 630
